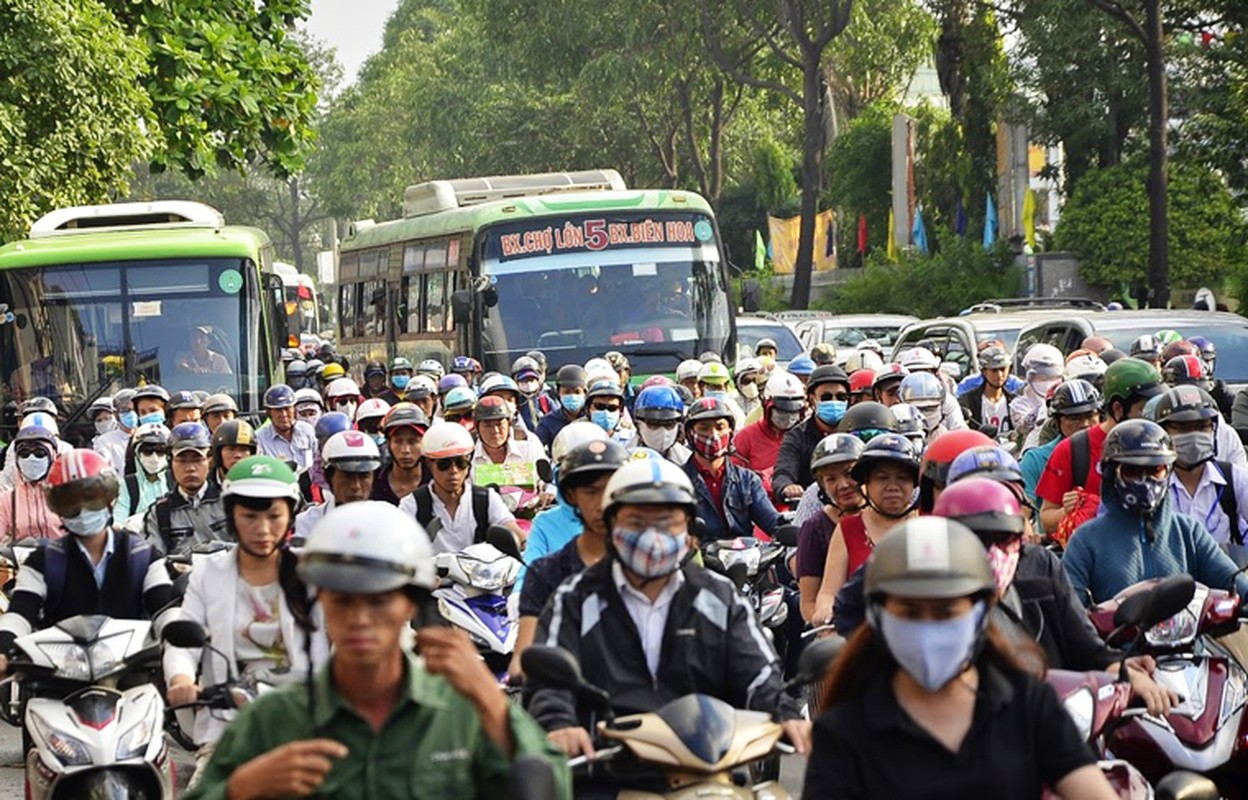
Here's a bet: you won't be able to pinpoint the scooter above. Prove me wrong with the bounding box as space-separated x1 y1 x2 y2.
702 535 790 636
0 539 43 612
0 615 177 799
433 528 523 678
1088 573 1248 793
523 638 840 799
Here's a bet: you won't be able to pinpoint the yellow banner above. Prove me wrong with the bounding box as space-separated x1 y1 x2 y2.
767 210 836 274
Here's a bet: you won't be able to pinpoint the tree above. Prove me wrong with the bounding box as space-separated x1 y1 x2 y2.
826 0 937 122
700 0 854 310
0 0 151 240
824 104 892 258
1054 161 1246 295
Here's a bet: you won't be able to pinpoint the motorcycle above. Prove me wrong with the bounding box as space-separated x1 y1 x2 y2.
522 637 841 799
0 539 43 612
702 534 791 638
432 527 523 678
1087 573 1248 793
0 614 179 799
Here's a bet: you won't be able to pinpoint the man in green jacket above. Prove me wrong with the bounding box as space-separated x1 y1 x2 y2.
185 500 570 800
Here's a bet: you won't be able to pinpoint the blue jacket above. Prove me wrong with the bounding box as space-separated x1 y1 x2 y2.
956 373 1026 397
518 495 583 592
1062 472 1248 606
682 458 780 542
535 407 581 449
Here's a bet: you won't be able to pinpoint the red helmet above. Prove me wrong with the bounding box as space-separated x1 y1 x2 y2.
919 429 995 512
849 369 876 395
46 449 119 517
1162 355 1210 389
932 477 1025 538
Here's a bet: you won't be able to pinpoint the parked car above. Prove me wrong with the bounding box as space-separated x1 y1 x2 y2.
735 316 805 364
788 313 918 355
1015 309 1248 390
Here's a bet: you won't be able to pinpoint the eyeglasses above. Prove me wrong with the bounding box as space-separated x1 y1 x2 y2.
590 402 622 412
433 456 471 472
1118 463 1169 481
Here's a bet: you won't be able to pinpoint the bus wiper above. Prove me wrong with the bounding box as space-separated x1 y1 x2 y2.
624 346 689 365
61 378 115 438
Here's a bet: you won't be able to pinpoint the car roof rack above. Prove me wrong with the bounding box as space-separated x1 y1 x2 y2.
961 297 1105 315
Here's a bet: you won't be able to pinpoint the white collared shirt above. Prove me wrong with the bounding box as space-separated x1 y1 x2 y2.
612 562 685 679
397 480 515 553
1168 461 1248 545
75 531 117 590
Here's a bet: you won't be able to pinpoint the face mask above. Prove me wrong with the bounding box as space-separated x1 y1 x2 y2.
119 411 138 430
612 527 689 579
95 417 118 436
771 410 801 430
391 375 410 390
503 400 518 420
1115 474 1168 516
1030 379 1059 399
17 454 50 482
873 601 986 692
62 507 112 537
815 400 847 426
561 394 585 414
518 379 541 396
689 429 731 460
919 406 943 432
139 412 165 426
338 401 358 419
590 409 620 433
1172 431 1215 469
987 539 1022 595
740 382 759 400
639 423 679 453
705 389 727 402
139 453 168 475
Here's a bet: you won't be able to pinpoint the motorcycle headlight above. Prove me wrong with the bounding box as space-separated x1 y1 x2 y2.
34 643 91 682
466 559 513 592
1062 688 1095 742
1145 588 1206 648
719 548 760 576
28 716 92 766
116 717 155 761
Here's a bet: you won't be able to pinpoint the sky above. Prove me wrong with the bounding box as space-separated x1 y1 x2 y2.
306 0 398 85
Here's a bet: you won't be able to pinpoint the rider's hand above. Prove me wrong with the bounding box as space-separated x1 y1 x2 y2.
1124 656 1180 717
1061 489 1081 515
548 726 595 758
780 719 812 755
167 677 199 707
419 626 505 711
0 654 7 680
225 739 348 800
782 485 804 501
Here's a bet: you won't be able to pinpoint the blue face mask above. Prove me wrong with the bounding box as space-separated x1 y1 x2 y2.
138 412 165 427
62 507 112 537
391 375 410 390
873 601 986 692
561 394 585 414
119 411 139 430
816 400 848 426
705 389 727 401
591 409 620 433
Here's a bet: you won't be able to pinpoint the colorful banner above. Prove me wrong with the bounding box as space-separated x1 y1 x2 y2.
766 209 837 274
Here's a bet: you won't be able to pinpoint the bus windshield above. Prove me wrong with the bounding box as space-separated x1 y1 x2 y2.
0 258 262 412
477 212 732 375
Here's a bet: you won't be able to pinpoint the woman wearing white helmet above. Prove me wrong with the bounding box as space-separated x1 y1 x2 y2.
113 422 172 526
188 500 570 797
0 423 62 542
398 422 524 553
0 411 71 494
1010 343 1065 441
293 388 323 427
676 358 704 397
324 377 361 420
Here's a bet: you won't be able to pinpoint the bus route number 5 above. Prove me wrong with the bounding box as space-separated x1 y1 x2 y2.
584 219 608 252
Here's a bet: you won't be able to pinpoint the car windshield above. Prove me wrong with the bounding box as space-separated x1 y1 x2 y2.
0 258 260 417
478 213 731 376
975 328 1023 351
737 323 804 361
1101 323 1248 384
821 322 907 348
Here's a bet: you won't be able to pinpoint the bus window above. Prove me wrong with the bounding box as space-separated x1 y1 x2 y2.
363 280 386 338
426 272 446 332
401 275 423 333
339 283 358 338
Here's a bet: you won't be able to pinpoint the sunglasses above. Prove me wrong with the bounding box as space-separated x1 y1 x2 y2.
329 397 355 408
1119 463 1169 481
815 391 848 402
137 446 168 457
14 446 48 459
977 530 1024 547
590 402 621 412
433 456 471 472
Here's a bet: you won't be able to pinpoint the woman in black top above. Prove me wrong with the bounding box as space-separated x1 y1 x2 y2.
803 517 1115 800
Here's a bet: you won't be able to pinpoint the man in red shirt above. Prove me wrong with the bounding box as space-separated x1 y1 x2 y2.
1036 358 1164 540
732 371 806 496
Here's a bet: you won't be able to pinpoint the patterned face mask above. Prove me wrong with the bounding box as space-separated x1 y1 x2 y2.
688 430 731 460
986 538 1022 595
612 527 689 579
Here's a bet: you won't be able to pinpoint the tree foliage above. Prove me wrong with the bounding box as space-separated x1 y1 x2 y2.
1054 160 1247 291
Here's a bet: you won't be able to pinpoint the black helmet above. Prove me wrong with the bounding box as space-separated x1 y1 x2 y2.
807 365 850 392
1101 419 1176 467
1150 385 1219 426
212 419 257 452
555 364 587 389
558 439 629 495
365 359 386 378
850 433 920 484
837 401 897 440
133 384 171 405
525 350 548 372
811 434 865 473
169 390 202 411
1050 379 1101 416
978 346 1011 371
383 403 430 432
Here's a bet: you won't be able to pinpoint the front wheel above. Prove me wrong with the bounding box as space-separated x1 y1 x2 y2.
49 767 164 800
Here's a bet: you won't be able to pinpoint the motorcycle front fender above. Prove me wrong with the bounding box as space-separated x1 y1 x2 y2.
48 766 167 800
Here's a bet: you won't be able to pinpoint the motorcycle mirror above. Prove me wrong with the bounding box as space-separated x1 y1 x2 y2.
486 525 523 562
162 619 209 648
725 561 749 591
510 755 558 800
522 646 613 710
793 635 846 685
536 458 554 484
690 516 709 541
774 525 799 548
1154 770 1219 800
1113 574 1196 631
978 424 999 439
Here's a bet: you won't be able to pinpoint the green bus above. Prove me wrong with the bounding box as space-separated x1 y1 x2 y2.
335 170 736 378
0 201 288 439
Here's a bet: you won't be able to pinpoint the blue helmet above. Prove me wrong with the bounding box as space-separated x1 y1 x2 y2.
263 384 296 409
168 422 212 452
438 374 469 394
314 411 354 446
787 355 816 377
946 445 1024 486
479 374 520 399
633 385 686 423
451 355 481 374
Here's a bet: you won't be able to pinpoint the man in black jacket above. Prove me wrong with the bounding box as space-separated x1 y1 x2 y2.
959 345 1018 435
528 457 806 770
772 365 850 502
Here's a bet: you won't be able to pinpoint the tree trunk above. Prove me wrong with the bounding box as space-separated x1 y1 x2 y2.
288 177 305 274
1143 0 1168 308
791 63 823 310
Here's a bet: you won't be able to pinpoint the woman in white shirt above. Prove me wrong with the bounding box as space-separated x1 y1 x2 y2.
163 455 328 783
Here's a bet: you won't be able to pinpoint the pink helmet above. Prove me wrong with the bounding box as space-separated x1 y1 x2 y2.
931 477 1025 538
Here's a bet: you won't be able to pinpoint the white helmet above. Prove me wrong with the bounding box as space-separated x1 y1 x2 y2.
19 412 59 437
421 421 474 459
1022 343 1064 376
326 377 361 399
405 374 438 399
1065 353 1108 381
298 501 435 593
583 357 617 386
355 397 391 423
294 388 324 408
676 358 703 381
856 339 884 355
765 370 805 402
602 457 697 521
734 357 762 380
321 430 382 472
551 420 609 466
897 346 940 372
417 359 445 379
843 349 885 373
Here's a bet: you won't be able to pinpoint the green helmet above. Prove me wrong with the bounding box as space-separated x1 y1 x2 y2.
1102 357 1164 411
222 455 300 501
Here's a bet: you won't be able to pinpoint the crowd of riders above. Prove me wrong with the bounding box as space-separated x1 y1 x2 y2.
0 326 1246 797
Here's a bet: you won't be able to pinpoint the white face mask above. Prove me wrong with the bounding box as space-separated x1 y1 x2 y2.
94 417 118 436
17 454 50 482
139 452 168 475
770 410 801 430
639 423 679 453
740 382 759 400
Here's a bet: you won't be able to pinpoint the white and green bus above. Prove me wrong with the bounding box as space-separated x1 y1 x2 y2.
335 170 736 378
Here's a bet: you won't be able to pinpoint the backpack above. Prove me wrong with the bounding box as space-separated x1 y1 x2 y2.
125 472 172 517
42 534 155 612
410 484 492 544
1069 428 1093 489
1213 461 1244 546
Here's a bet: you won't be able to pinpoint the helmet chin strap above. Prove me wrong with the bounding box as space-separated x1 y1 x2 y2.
864 486 913 519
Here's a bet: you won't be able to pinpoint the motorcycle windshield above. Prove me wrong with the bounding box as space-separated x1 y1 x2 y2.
654 694 736 765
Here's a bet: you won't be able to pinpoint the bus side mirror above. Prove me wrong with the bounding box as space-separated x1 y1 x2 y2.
451 290 472 323
482 286 498 308
741 279 762 314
